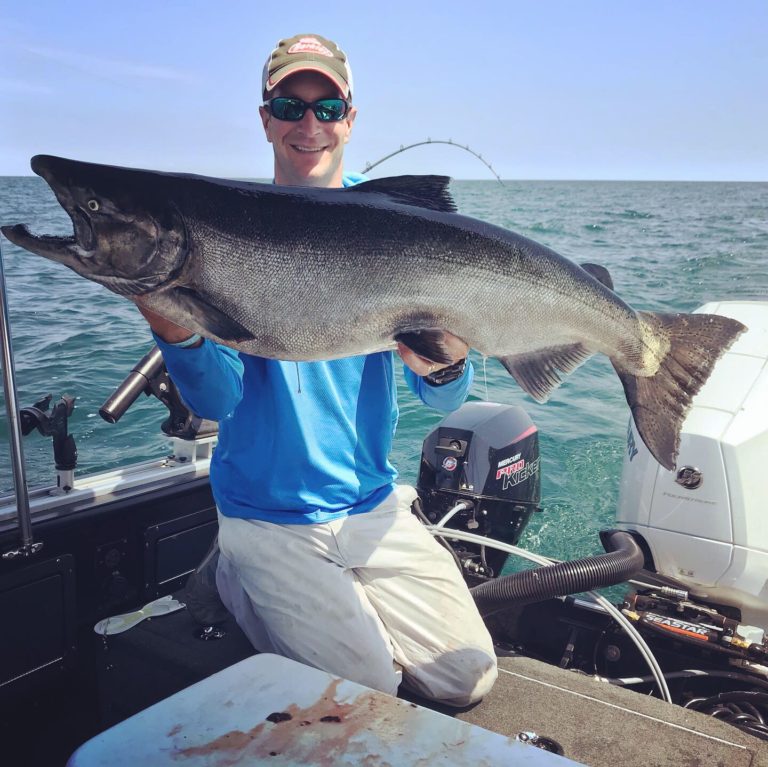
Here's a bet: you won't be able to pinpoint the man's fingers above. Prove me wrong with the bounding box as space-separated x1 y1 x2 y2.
133 300 196 344
396 332 469 375
397 343 455 376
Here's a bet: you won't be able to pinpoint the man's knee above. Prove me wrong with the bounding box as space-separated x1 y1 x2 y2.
406 648 498 707
437 650 498 707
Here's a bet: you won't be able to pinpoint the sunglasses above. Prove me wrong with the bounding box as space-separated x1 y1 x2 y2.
264 97 350 122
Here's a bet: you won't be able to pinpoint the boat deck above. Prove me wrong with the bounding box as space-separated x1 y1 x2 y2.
455 654 767 766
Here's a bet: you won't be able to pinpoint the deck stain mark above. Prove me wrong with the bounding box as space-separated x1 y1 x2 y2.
172 676 490 766
266 712 292 723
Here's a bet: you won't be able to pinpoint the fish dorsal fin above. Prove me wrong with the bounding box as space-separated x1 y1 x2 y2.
498 343 593 402
350 175 457 213
580 262 615 291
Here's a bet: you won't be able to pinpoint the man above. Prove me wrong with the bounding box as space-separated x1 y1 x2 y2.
136 34 497 706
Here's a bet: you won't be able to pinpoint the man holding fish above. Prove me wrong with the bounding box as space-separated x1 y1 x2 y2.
135 34 498 706
5 29 745 704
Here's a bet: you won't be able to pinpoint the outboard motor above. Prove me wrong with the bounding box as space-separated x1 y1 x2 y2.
616 300 768 681
417 402 541 582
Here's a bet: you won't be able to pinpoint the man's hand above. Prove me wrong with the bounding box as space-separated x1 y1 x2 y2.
396 332 469 376
134 297 198 345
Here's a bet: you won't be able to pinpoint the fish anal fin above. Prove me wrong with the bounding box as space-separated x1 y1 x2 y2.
351 176 457 213
499 343 593 403
580 262 615 291
165 287 256 342
394 329 455 365
613 311 746 470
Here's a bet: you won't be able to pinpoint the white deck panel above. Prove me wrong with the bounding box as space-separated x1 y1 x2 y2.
68 653 582 766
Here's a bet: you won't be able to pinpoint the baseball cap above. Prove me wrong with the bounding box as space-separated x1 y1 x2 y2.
262 34 353 100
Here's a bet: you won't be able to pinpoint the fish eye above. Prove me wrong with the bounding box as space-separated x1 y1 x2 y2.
87 199 100 212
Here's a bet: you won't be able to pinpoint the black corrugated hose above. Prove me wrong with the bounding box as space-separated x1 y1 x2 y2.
470 530 645 618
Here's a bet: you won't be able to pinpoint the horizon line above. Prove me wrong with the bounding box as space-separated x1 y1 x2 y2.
0 173 765 184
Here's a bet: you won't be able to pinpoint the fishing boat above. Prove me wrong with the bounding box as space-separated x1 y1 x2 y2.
2 226 767 765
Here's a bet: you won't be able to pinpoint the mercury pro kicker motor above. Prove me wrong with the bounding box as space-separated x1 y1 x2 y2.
416 402 541 584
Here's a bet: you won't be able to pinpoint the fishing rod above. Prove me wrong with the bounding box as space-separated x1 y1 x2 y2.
362 138 504 184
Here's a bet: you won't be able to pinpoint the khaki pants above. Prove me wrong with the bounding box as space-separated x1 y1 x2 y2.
216 485 497 706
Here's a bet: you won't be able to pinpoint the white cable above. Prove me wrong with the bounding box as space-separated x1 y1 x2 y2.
606 670 711 686
435 501 469 530
426 525 673 703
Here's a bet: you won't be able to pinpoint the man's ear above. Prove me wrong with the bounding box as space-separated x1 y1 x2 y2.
259 105 273 143
343 106 357 144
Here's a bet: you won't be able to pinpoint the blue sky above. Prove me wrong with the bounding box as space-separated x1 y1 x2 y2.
1 1 766 180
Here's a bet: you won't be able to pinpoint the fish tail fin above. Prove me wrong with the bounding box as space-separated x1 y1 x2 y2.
612 311 746 470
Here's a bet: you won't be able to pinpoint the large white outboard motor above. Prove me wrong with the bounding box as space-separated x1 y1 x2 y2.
617 300 768 635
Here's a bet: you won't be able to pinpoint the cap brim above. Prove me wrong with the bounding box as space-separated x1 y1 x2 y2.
264 61 350 99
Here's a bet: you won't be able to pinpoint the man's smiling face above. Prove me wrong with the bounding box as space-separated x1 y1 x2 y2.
260 70 356 188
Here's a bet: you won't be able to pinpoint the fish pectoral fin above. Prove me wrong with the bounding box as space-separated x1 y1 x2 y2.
394 329 455 365
350 176 457 213
165 287 256 342
580 262 615 291
499 343 593 403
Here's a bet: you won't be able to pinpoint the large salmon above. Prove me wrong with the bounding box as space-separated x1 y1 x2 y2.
1 155 746 470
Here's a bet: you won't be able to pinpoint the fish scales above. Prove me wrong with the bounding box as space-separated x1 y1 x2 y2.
177 186 634 362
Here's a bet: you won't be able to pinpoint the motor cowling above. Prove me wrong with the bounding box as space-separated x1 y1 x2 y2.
417 402 541 581
617 300 768 632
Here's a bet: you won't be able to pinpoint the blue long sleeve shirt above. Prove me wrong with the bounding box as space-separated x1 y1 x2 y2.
154 172 473 523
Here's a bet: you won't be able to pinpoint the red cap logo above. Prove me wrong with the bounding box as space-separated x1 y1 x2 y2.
288 37 334 57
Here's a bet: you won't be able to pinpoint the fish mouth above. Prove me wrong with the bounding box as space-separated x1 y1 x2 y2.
4 154 187 296
1 223 80 263
1 155 96 265
1 214 93 266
